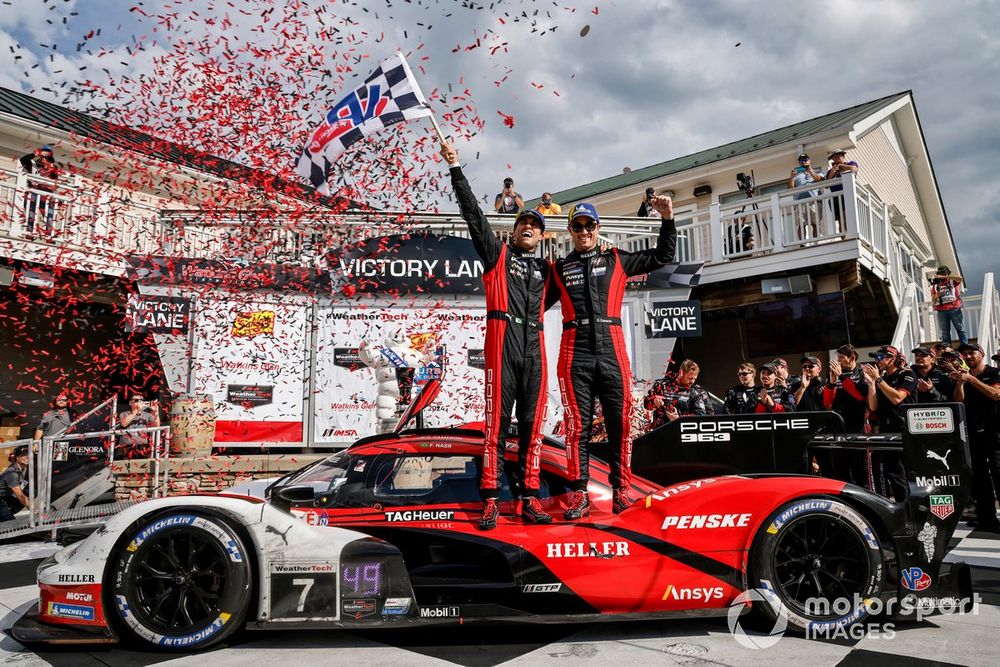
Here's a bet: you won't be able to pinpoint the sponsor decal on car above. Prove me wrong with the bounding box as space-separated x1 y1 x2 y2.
930 494 955 519
767 499 833 534
907 407 954 434
546 542 630 558
382 597 411 616
661 585 724 602
46 602 95 621
901 567 932 592
915 475 961 489
917 521 937 561
419 606 461 618
385 510 455 522
117 594 232 647
65 591 93 602
126 515 244 563
342 599 376 619
522 583 562 593
57 574 95 583
660 513 752 531
271 563 335 573
645 478 719 505
679 419 810 435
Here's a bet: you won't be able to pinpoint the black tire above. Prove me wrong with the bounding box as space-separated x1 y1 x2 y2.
108 512 251 650
749 497 883 634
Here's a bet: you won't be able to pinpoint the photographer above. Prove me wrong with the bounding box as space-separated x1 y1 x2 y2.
493 176 524 214
788 153 825 239
930 266 968 347
911 346 954 403
824 149 859 228
18 144 61 236
117 394 161 459
637 187 661 218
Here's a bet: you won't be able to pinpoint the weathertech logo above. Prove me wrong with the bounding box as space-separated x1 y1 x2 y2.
662 585 725 601
661 513 752 531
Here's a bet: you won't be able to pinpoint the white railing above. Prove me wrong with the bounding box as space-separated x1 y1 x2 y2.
890 281 922 354
978 272 998 360
917 293 986 347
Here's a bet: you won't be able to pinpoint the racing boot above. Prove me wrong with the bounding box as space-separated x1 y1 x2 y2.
563 491 590 520
478 498 500 531
521 496 553 524
612 488 632 515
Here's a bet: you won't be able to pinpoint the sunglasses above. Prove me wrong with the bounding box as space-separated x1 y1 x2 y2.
570 221 598 233
802 363 817 369
872 354 887 361
737 371 753 376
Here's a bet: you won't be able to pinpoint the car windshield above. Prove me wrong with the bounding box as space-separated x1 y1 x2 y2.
282 451 366 496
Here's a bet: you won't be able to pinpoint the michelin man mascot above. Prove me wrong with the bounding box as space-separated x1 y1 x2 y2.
359 327 429 434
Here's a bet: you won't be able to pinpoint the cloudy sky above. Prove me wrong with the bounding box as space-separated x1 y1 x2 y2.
2 0 997 294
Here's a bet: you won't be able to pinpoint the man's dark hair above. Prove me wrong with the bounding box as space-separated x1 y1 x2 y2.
836 344 858 360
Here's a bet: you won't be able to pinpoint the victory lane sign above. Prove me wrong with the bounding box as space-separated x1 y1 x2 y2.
125 294 191 334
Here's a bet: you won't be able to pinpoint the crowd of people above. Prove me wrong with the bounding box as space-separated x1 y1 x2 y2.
642 341 1000 531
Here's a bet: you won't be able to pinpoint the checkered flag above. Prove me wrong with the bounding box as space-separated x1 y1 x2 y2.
640 262 703 289
295 51 433 194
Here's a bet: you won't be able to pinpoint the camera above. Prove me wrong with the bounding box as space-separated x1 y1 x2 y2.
736 172 756 198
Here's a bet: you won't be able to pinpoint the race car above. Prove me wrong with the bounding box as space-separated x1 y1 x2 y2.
11 380 974 650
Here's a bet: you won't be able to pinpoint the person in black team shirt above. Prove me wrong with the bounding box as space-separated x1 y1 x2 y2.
552 199 676 518
825 344 869 432
724 362 759 414
911 346 953 403
755 363 796 412
792 354 826 412
862 345 917 433
645 359 713 428
952 343 1000 532
441 142 552 530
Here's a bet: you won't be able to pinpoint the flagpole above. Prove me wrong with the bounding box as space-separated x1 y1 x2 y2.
394 49 447 144
425 111 447 145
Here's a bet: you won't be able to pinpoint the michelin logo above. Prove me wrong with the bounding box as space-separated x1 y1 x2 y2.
47 602 95 621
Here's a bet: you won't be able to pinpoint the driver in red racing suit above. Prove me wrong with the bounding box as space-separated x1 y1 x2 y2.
551 198 676 518
442 142 553 530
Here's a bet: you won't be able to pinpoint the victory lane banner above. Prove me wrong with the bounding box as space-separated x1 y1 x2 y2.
644 300 702 338
328 233 485 296
125 293 191 334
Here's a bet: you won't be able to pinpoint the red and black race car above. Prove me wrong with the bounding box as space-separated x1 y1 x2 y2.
12 380 975 650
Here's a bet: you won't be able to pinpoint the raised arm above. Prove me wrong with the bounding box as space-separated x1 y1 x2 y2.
618 195 677 276
441 143 503 267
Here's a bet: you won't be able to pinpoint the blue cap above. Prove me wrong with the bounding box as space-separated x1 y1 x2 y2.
569 202 599 224
40 145 53 152
515 208 546 231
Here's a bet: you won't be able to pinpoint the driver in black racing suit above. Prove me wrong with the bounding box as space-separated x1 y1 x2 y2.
441 142 552 530
551 199 676 518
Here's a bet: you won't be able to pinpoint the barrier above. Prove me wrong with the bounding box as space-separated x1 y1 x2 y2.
169 395 216 457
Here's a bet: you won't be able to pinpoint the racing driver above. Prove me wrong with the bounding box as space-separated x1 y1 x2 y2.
441 142 553 530
551 198 676 518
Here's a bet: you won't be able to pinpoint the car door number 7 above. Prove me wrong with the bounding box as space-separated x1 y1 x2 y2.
293 578 315 612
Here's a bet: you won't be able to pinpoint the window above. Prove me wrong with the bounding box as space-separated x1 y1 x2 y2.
285 451 371 507
373 455 487 505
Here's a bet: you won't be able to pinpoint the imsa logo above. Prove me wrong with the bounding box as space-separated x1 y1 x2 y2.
523 583 562 593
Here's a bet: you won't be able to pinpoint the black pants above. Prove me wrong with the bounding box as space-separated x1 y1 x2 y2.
970 428 1000 528
558 327 633 492
0 497 20 522
481 323 547 500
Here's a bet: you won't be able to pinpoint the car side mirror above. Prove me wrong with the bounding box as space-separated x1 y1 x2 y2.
271 485 316 513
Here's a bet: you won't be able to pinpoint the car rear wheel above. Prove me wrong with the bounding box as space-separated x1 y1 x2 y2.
749 497 883 634
109 512 251 650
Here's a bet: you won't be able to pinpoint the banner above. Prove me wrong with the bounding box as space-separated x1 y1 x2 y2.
328 233 486 296
314 306 487 443
644 300 702 338
50 398 116 502
127 256 330 293
192 298 308 443
125 294 191 334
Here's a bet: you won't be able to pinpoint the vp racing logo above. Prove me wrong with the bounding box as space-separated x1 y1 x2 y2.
727 587 787 650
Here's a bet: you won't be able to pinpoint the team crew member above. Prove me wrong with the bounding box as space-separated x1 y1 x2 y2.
552 198 676 518
645 359 713 428
0 445 30 522
862 345 917 433
952 343 1000 532
724 362 758 414
792 355 826 411
911 346 953 403
756 363 796 412
441 142 552 530
824 344 869 432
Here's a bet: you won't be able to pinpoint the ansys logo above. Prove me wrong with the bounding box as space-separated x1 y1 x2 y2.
727 589 787 649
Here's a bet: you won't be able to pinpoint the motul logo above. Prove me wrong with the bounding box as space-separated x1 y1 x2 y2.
662 585 724 601
661 513 752 530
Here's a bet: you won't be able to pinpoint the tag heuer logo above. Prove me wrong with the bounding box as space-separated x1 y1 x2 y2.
930 494 955 519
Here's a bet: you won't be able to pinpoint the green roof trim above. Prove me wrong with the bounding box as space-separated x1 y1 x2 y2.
543 91 911 205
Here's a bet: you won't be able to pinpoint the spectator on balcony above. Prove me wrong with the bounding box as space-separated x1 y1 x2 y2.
18 145 61 236
644 360 713 428
788 154 825 239
792 355 826 411
494 177 524 214
724 362 759 414
911 346 954 403
756 363 796 412
33 393 76 442
824 149 859 228
117 394 160 459
951 343 1000 532
825 344 869 432
637 187 661 218
0 445 31 522
535 192 561 218
930 265 969 347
